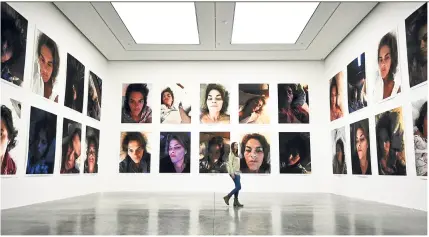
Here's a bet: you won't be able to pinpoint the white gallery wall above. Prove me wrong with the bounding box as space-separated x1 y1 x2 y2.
1 2 108 209
102 61 327 193
324 2 427 211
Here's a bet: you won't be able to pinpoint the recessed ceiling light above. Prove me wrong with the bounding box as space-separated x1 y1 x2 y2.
112 2 199 44
231 2 319 44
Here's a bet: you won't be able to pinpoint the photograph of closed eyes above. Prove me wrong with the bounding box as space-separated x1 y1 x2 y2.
119 132 151 173
239 132 271 173
160 132 191 173
200 84 231 124
239 84 270 124
279 132 311 174
349 118 372 175
375 107 406 175
121 83 153 123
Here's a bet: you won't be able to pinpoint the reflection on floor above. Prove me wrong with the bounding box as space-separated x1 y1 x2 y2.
1 192 427 235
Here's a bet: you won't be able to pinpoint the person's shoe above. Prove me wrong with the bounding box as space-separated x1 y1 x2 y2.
233 197 244 207
223 195 231 205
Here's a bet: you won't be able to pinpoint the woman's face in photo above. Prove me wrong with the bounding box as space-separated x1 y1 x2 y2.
286 86 294 105
252 99 264 113
206 89 223 114
36 128 48 158
378 45 392 80
336 143 343 162
38 45 54 83
127 140 144 163
0 120 10 156
72 133 81 157
66 145 75 169
232 143 238 154
162 92 173 107
1 41 13 63
128 91 144 117
419 24 427 62
209 144 221 161
168 139 186 164
87 143 96 167
244 138 264 172
330 86 337 108
355 128 368 160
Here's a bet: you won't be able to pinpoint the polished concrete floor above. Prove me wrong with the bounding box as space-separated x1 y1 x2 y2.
1 192 427 235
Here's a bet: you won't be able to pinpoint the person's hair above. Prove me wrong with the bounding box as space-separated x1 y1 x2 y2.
335 139 345 158
378 32 398 79
122 132 147 153
1 105 18 152
330 77 339 107
37 33 60 84
353 120 371 155
207 136 225 163
416 101 427 134
166 133 190 163
161 87 174 106
124 84 149 114
84 135 99 172
30 116 56 164
242 95 266 114
65 55 84 111
202 84 229 115
1 11 25 66
240 133 270 171
70 128 81 146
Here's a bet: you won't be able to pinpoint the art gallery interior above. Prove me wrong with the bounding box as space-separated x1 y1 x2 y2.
1 1 428 235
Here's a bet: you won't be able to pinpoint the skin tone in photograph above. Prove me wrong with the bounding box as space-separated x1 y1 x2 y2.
240 133 270 173
200 84 230 124
243 138 264 172
414 101 427 176
122 84 152 123
161 88 191 123
355 127 370 174
168 138 187 173
377 33 401 100
330 75 343 121
128 140 144 164
1 105 17 174
239 96 266 124
86 142 97 173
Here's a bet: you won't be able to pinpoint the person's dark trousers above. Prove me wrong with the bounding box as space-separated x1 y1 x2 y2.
224 174 243 207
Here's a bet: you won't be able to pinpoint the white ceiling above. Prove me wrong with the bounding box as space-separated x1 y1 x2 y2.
54 1 378 61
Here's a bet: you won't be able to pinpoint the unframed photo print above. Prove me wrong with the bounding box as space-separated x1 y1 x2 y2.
119 131 151 173
278 84 310 124
160 84 191 124
200 84 231 124
121 83 153 123
332 127 347 174
87 71 102 121
64 54 85 113
350 118 372 175
60 118 82 174
160 132 191 173
239 132 271 173
412 96 427 176
347 53 368 113
239 84 270 124
1 96 22 175
199 132 230 173
279 132 311 174
329 72 345 121
85 126 99 174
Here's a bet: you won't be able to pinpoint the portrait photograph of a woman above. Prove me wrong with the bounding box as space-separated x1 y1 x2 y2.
278 83 309 123
329 72 345 121
31 30 61 103
406 3 427 88
350 119 372 175
375 107 406 175
160 84 191 124
60 118 82 174
200 84 230 124
331 127 347 174
119 132 151 173
347 53 368 113
373 30 402 103
85 126 99 174
160 132 191 173
412 96 427 176
64 54 85 113
1 96 21 175
87 71 102 121
240 133 271 173
239 84 270 124
26 106 57 174
1 2 28 87
199 132 229 173
121 83 152 123
279 132 311 174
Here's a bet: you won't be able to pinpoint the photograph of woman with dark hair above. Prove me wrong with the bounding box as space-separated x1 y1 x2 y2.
84 126 99 174
31 31 60 102
413 99 427 176
199 132 229 173
350 119 372 175
1 2 27 86
159 132 190 173
87 71 102 121
332 127 347 174
279 132 311 174
406 3 427 88
160 84 191 124
374 31 402 102
278 84 309 123
347 53 368 113
1 103 19 175
239 84 270 124
223 142 243 208
60 119 81 174
119 132 151 173
26 107 57 174
375 107 406 175
200 84 230 124
330 72 344 121
64 54 85 113
240 133 271 173
121 84 152 123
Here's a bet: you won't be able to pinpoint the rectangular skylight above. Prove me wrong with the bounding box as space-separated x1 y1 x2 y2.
112 2 199 44
231 2 319 44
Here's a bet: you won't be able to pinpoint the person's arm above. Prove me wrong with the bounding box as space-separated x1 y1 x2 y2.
179 104 191 123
